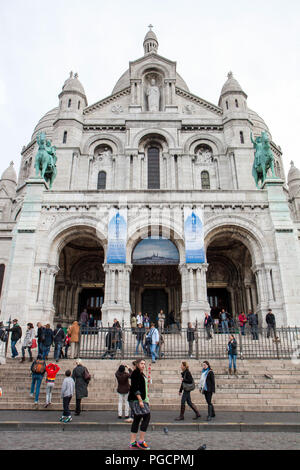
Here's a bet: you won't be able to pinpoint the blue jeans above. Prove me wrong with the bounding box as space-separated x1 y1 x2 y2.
135 340 145 354
222 320 229 334
150 344 158 362
30 374 43 402
240 325 245 336
42 344 51 360
228 354 237 370
54 342 62 361
11 340 19 358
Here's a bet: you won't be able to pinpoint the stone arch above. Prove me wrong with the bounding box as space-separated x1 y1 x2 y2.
183 133 226 155
204 215 271 267
132 128 176 150
42 216 107 267
138 133 169 154
82 133 124 155
136 63 170 80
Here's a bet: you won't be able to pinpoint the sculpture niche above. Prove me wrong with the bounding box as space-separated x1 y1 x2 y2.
146 78 160 112
34 132 57 189
251 131 276 188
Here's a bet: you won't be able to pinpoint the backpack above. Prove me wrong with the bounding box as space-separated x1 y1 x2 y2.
33 360 45 374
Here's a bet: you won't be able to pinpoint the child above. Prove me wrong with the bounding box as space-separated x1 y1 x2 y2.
44 362 60 408
60 369 75 423
64 333 71 359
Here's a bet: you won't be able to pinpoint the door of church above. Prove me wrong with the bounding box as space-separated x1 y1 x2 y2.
207 288 231 319
78 288 104 322
142 288 168 325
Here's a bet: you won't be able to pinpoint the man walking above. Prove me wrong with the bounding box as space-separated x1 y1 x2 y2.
266 309 276 339
8 319 22 359
146 323 159 363
248 310 259 340
204 313 213 340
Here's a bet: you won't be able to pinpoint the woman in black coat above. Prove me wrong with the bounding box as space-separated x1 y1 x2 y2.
128 358 151 450
175 361 201 421
72 359 90 416
198 360 216 421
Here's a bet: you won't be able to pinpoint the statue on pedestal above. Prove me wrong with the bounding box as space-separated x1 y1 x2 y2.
34 132 57 189
251 131 276 188
146 78 160 112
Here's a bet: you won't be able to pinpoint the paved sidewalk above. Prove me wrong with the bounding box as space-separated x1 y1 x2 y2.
0 410 299 432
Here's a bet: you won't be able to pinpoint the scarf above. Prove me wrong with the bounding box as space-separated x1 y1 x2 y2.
198 368 210 392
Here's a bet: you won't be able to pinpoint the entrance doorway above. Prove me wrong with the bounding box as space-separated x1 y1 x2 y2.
142 288 168 324
207 288 231 319
78 288 104 322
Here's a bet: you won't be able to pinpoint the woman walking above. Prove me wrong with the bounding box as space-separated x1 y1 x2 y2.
128 358 151 450
228 334 238 374
20 323 35 363
175 361 201 421
198 361 215 421
72 358 90 416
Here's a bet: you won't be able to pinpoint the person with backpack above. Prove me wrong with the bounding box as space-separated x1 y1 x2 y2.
115 364 133 419
53 324 66 362
135 323 146 355
60 369 75 423
44 362 60 408
8 319 22 359
72 358 90 416
41 324 54 360
30 354 46 404
21 323 35 363
146 323 159 364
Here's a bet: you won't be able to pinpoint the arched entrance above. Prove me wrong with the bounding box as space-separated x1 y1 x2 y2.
130 236 181 325
53 232 105 324
206 230 258 319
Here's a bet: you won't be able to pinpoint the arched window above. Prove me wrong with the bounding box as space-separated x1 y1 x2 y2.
226 101 229 110
240 131 244 144
147 146 160 189
97 171 106 190
63 131 68 144
78 101 81 110
201 171 210 189
68 99 72 108
235 99 239 108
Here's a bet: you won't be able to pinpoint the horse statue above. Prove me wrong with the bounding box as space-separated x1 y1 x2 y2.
34 132 57 189
251 131 276 188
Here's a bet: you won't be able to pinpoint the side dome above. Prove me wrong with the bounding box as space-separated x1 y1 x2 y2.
1 161 17 184
248 109 272 140
31 107 58 141
112 69 189 95
220 72 245 96
62 72 86 96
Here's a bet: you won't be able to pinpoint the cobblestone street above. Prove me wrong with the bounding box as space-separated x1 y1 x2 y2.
1 430 299 450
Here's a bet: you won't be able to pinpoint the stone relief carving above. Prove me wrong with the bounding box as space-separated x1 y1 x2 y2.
111 105 123 114
183 104 195 114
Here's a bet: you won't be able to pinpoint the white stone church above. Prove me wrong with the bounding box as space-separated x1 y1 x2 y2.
0 27 300 329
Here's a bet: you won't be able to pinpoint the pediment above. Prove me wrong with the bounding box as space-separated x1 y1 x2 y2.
176 88 223 118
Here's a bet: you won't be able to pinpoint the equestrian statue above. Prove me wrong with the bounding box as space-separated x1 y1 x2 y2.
251 131 276 188
34 132 57 189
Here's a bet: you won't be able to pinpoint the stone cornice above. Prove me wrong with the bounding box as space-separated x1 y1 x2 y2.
83 88 131 115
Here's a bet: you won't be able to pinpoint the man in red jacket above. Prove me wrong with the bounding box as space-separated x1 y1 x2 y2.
44 362 60 407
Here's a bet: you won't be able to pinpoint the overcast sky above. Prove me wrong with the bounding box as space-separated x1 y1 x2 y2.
1 0 299 181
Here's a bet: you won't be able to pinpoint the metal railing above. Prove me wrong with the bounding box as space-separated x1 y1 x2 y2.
78 324 300 360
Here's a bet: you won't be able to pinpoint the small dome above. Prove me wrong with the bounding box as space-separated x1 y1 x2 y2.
144 29 158 43
248 108 272 141
220 71 245 96
62 72 86 96
1 161 17 184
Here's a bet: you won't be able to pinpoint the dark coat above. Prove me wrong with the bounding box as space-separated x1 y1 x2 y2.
53 327 65 344
128 368 147 402
72 365 89 399
266 313 276 326
228 339 237 356
179 368 194 393
43 328 54 347
9 324 22 342
248 313 258 326
115 368 132 394
204 369 215 394
204 316 213 328
187 328 195 342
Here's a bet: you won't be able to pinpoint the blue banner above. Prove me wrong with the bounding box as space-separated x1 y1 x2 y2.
107 209 127 264
184 208 205 263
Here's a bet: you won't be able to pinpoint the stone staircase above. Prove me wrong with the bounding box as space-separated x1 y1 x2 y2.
0 358 299 412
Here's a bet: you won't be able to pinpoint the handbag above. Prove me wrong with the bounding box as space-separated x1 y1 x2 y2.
130 401 150 416
31 339 37 349
83 367 91 384
182 380 195 392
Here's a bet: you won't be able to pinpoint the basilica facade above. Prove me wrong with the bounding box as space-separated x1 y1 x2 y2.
0 28 300 328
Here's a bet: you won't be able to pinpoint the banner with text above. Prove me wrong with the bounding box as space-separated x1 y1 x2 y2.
107 208 127 264
184 208 205 263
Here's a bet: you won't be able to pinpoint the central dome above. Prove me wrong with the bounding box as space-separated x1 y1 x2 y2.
112 69 189 95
